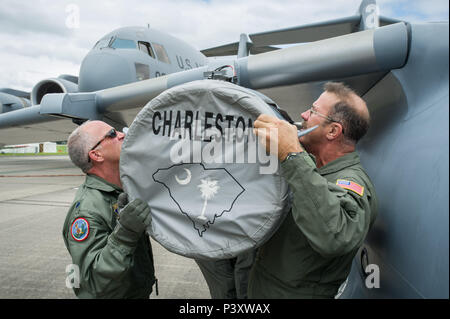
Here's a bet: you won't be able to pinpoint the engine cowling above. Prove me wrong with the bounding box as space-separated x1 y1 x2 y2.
31 75 78 105
0 92 31 113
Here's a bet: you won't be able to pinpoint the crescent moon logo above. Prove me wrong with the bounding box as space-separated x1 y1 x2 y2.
175 168 192 185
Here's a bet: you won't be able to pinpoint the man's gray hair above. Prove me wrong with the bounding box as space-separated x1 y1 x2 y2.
67 121 95 173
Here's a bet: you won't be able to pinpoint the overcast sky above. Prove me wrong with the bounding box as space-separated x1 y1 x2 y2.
0 0 448 92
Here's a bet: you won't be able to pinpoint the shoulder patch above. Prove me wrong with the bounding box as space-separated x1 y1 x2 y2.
71 218 90 242
336 179 364 196
112 203 119 215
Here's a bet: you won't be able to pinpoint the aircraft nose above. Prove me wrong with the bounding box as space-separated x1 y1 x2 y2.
78 51 134 92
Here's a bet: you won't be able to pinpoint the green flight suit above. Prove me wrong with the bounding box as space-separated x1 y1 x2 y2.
248 151 377 298
195 249 257 299
62 174 156 299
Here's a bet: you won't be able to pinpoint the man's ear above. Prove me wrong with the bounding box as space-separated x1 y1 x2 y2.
326 123 344 140
89 149 104 163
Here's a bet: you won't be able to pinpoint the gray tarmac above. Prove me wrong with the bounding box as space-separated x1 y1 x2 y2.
0 155 210 299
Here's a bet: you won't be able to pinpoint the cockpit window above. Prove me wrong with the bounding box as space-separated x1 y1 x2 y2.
110 38 137 49
152 43 171 64
93 37 112 50
138 41 155 59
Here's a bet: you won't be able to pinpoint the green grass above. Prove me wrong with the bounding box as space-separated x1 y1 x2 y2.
0 152 68 156
57 145 67 153
0 145 68 156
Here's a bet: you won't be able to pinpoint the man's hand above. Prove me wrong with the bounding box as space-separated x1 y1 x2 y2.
117 192 129 210
118 196 152 234
253 114 304 161
111 193 152 247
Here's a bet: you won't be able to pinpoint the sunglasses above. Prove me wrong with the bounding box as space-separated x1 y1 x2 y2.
87 128 117 162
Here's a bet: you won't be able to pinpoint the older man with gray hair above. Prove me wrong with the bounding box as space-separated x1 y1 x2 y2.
250 82 378 298
62 120 156 299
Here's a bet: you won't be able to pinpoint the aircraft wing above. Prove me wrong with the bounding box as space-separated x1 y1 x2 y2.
202 15 361 57
249 15 362 45
0 88 30 99
201 14 403 57
0 22 409 145
379 15 403 26
201 43 280 58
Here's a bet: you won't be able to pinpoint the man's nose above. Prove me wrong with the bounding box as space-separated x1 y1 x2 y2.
301 110 310 121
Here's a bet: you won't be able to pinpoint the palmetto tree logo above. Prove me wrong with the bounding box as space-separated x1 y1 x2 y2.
153 163 245 237
197 178 220 221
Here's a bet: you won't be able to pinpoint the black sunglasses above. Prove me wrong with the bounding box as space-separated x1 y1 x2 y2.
87 128 117 162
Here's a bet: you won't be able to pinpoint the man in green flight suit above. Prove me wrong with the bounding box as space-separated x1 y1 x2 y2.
251 82 378 298
63 120 156 298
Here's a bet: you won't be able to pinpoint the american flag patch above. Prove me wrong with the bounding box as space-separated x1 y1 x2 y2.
336 179 364 196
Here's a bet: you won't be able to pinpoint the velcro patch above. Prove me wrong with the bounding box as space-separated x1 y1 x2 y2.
71 218 90 242
336 179 364 196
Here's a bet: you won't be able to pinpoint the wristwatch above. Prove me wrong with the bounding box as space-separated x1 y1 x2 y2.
282 152 302 163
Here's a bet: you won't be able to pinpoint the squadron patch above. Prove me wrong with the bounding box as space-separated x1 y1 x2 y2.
71 218 90 242
112 203 119 215
336 179 364 196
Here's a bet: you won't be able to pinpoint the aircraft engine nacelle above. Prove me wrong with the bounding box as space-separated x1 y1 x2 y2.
31 75 78 105
0 92 31 114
